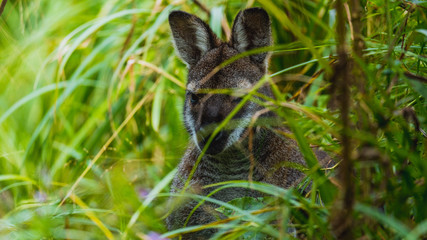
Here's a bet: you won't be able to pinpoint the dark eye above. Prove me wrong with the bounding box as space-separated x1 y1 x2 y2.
189 93 203 104
190 94 198 104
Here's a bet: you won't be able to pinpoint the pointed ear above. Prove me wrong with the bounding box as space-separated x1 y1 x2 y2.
169 11 220 67
231 8 272 68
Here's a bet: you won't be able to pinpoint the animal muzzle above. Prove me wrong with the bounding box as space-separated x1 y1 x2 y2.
196 127 229 155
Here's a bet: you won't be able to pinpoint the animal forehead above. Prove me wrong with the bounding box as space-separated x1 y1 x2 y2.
187 45 262 90
186 77 252 92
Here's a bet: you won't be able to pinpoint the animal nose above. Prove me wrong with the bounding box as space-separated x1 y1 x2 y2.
197 95 229 132
202 97 225 125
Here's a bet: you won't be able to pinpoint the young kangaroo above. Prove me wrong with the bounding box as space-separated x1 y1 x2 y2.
167 8 332 239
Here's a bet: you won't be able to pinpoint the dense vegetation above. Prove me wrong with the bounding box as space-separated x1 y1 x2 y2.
0 0 426 239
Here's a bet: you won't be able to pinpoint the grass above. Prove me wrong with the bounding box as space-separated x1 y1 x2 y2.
0 0 426 239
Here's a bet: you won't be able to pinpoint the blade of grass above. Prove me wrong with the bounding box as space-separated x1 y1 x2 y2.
260 0 331 73
69 193 114 240
355 203 410 238
121 168 177 239
58 78 160 208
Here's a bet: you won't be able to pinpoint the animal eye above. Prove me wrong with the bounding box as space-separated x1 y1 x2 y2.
190 94 198 104
189 93 201 104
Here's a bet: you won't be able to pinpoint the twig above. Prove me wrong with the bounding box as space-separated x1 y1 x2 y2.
0 0 8 17
330 0 354 239
404 71 427 83
192 0 231 40
344 3 354 41
398 5 414 60
120 0 137 58
350 0 366 93
193 0 210 14
289 59 337 101
248 108 271 182
386 7 412 63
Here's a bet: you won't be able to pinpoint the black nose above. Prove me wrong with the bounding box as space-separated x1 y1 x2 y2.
204 105 223 123
201 95 226 126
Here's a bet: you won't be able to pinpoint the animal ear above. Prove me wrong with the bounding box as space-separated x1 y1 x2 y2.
231 8 272 68
169 11 220 67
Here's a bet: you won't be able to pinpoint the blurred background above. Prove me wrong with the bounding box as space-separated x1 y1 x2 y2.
0 0 426 239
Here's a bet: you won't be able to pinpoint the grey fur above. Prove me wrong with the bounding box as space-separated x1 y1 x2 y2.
169 11 221 67
167 8 332 239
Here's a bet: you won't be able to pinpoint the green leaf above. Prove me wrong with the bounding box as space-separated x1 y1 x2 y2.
210 6 224 39
152 79 165 132
216 197 267 218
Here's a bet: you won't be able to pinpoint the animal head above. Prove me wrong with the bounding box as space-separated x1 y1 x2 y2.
169 8 273 155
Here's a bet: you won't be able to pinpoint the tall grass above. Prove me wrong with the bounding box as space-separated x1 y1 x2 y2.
0 0 426 239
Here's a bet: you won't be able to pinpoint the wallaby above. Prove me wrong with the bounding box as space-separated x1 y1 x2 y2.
166 8 332 239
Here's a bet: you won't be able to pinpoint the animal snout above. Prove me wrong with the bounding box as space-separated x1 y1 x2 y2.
201 95 228 125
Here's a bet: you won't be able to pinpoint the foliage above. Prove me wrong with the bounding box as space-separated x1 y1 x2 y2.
0 0 426 239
